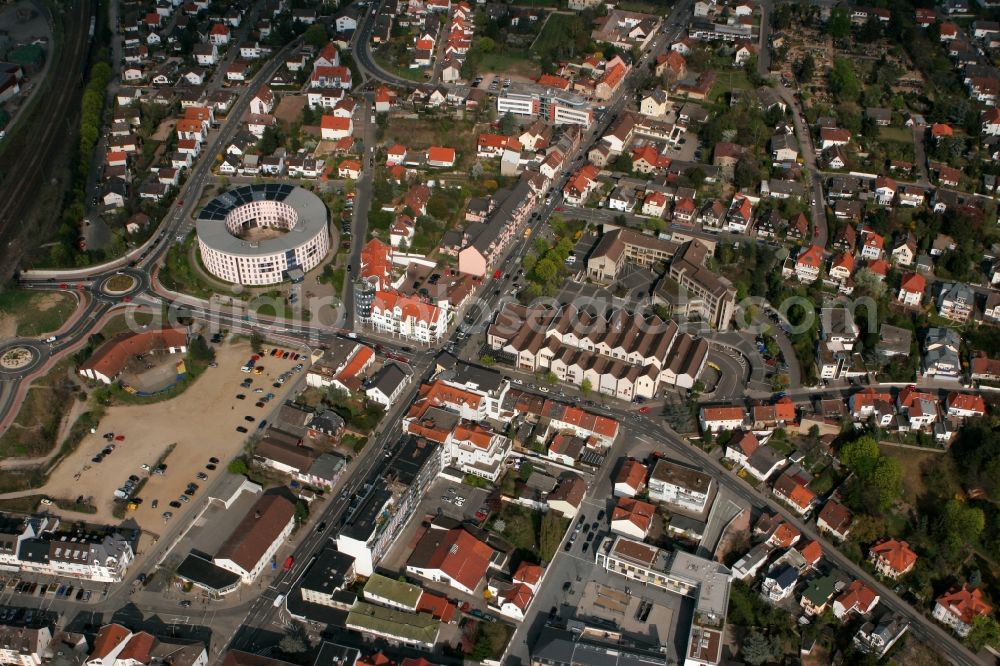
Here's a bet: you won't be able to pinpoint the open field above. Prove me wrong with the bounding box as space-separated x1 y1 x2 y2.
0 289 79 338
878 126 913 143
274 94 306 126
709 70 752 103
0 358 79 459
373 51 426 82
478 52 540 80
32 339 309 528
533 13 584 55
880 445 942 504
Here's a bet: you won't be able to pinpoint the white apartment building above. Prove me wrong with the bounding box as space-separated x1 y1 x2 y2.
366 291 448 343
647 458 713 514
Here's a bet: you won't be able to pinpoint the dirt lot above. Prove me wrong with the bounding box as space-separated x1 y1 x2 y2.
0 289 79 338
38 340 307 531
274 95 306 127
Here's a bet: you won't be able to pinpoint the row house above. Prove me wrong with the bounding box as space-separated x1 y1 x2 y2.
488 301 707 396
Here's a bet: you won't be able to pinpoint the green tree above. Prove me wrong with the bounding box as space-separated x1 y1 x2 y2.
303 23 328 49
533 258 558 283
249 333 264 353
830 59 861 102
734 154 761 189
227 458 249 476
827 8 851 39
539 511 565 562
499 112 517 135
742 631 778 666
796 53 816 83
966 615 1000 651
580 378 593 395
259 126 280 155
519 461 534 481
187 335 216 365
839 436 880 474
937 500 985 548
278 634 307 655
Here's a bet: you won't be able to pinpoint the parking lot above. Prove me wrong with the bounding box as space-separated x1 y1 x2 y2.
0 574 100 610
34 339 308 530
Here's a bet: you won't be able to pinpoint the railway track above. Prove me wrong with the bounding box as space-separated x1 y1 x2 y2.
0 0 94 274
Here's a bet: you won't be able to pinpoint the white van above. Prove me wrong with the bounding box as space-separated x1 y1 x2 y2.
273 594 286 608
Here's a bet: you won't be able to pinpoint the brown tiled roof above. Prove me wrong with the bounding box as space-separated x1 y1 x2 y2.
215 493 295 572
80 328 188 380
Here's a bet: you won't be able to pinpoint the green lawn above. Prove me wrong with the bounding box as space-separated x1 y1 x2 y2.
490 504 539 553
373 51 426 82
0 289 78 337
533 12 586 55
709 70 752 103
478 51 540 79
878 126 914 143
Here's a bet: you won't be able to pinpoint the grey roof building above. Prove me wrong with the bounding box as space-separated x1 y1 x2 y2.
531 627 668 666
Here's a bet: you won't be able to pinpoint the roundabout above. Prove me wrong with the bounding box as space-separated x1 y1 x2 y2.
0 343 42 376
96 269 147 299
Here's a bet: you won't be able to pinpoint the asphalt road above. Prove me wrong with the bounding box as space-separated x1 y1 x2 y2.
755 0 828 249
343 92 377 330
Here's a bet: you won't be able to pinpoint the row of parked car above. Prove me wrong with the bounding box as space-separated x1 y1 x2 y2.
1 577 92 601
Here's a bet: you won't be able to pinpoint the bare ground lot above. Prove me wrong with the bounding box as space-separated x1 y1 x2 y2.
274 95 306 127
0 289 79 338
36 340 306 531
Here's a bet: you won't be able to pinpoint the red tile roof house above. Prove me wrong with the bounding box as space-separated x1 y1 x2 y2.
405 527 501 596
699 405 748 432
771 472 817 516
79 328 189 385
931 122 954 141
725 430 759 467
610 497 656 540
832 580 880 619
946 392 986 418
338 159 362 179
896 272 926 307
933 584 993 637
816 499 852 540
613 459 648 497
869 539 918 579
426 146 457 168
793 244 825 283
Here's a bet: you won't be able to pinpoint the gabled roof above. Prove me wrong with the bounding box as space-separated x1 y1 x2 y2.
407 528 495 592
90 624 132 660
936 585 993 624
900 272 925 294
817 499 852 533
869 539 918 574
835 579 879 614
614 459 648 490
947 392 985 414
215 493 295 572
796 245 824 269
611 497 656 532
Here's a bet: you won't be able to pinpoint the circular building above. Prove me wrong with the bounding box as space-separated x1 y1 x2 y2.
196 184 330 285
